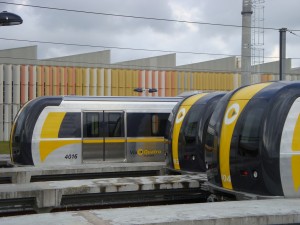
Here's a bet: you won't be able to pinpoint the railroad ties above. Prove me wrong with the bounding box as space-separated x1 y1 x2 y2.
0 162 208 214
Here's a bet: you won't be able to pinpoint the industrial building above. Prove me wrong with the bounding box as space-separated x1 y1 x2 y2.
0 45 299 141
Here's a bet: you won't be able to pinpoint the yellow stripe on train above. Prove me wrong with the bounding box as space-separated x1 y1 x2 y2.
219 83 271 189
292 114 300 191
172 93 208 170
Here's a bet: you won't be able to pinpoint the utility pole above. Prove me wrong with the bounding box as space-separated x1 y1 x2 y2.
241 0 253 86
279 28 287 81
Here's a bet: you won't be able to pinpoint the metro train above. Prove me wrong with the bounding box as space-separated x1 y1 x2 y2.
10 96 181 166
166 92 226 173
205 81 300 199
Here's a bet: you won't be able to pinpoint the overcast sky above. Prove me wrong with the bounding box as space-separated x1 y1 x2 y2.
1 0 300 67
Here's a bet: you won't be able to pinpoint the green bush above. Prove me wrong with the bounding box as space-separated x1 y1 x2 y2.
0 142 10 154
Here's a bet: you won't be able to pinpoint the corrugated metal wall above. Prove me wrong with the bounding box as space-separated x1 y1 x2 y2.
1 64 296 141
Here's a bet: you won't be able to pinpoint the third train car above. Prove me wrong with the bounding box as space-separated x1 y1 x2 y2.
205 81 300 199
166 92 226 173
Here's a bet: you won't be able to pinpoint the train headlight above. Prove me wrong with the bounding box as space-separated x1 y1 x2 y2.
253 170 258 178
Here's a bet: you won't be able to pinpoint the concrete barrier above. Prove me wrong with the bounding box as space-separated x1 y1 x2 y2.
1 199 300 225
0 174 208 212
0 162 165 183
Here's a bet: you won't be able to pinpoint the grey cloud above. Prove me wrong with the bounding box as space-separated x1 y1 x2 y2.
0 0 299 67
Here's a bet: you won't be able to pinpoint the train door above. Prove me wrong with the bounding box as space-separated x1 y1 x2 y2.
82 111 125 162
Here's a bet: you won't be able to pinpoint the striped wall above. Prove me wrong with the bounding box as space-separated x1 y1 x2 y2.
1 64 298 141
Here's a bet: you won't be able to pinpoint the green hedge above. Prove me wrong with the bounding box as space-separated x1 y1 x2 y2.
0 142 9 154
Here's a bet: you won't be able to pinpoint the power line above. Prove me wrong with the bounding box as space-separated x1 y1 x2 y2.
0 1 290 31
0 37 282 60
288 30 300 38
0 55 299 76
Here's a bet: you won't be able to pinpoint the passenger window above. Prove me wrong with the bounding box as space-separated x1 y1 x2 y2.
107 113 124 137
58 112 81 138
127 113 169 137
152 113 169 136
84 113 100 138
127 113 151 137
238 107 264 157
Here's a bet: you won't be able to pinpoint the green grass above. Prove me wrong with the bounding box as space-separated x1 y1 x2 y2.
0 142 10 154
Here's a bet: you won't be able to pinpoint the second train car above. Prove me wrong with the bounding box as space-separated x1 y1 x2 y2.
166 92 226 173
10 96 181 166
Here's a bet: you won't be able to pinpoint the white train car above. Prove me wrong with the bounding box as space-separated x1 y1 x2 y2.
10 96 181 166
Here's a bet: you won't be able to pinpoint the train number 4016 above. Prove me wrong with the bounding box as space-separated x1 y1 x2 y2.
65 154 78 159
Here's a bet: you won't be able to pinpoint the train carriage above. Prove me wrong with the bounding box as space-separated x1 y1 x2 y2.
10 96 181 166
205 81 300 199
166 92 226 173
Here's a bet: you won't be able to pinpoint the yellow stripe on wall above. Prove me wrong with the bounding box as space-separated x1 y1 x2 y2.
89 68 95 96
76 68 83 95
219 82 271 189
119 69 125 96
172 93 208 170
111 69 119 96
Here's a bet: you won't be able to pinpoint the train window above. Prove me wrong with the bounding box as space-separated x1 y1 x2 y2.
205 125 215 152
58 112 81 138
127 113 169 137
153 113 169 136
107 113 124 137
238 107 264 157
84 113 101 138
183 109 199 144
127 113 151 137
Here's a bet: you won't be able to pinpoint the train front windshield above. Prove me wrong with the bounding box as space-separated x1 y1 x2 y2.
10 99 35 164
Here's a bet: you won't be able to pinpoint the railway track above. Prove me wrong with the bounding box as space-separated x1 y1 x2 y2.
0 171 209 215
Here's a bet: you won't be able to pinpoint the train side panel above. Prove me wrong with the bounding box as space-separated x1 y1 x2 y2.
280 98 300 197
32 107 82 166
13 97 179 166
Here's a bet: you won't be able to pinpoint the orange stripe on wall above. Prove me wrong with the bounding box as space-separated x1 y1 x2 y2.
138 70 143 96
28 65 34 100
145 70 150 96
44 66 50 96
152 71 156 86
165 71 171 97
56 67 60 95
158 71 162 97
41 66 45 96
20 65 26 105
171 71 176 97
64 67 68 95
71 67 75 95
49 67 53 96
261 74 269 82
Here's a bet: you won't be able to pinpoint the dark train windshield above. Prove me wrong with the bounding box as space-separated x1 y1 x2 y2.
237 100 265 158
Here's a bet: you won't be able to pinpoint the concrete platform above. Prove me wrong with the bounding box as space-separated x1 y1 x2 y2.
1 198 300 225
0 174 208 211
0 154 10 167
0 162 165 183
